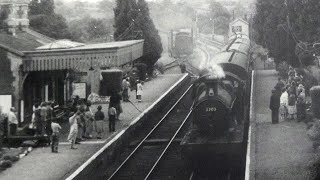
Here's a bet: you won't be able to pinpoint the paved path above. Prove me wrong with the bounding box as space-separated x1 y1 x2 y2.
253 69 318 179
0 74 185 180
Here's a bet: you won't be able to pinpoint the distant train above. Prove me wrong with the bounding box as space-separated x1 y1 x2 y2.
181 35 252 171
169 28 194 58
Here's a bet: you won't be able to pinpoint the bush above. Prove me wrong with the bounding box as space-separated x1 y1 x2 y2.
154 61 165 74
302 69 318 96
0 160 12 168
310 86 320 119
133 63 147 81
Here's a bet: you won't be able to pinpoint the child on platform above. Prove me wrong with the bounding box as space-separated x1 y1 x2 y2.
51 119 61 153
108 106 117 132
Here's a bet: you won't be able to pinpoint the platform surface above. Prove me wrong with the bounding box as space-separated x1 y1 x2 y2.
0 73 185 180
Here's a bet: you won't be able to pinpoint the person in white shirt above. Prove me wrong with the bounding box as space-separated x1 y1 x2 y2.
136 80 143 102
8 107 18 135
280 88 289 121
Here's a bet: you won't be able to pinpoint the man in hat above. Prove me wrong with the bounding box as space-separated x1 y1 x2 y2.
270 89 281 124
8 107 18 135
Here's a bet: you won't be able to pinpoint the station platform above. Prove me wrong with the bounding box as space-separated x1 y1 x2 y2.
0 73 187 180
246 69 319 180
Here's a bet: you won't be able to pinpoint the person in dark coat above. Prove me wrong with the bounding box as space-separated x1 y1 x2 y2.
270 89 281 124
109 91 122 120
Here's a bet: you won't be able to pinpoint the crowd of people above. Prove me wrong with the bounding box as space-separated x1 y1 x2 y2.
0 76 145 153
270 67 308 124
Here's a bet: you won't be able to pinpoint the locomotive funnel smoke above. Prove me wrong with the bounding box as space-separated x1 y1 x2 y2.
204 63 225 79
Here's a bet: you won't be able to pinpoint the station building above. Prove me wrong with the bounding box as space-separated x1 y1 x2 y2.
0 0 144 123
229 18 249 40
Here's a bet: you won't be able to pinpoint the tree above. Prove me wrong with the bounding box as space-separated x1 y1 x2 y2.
232 3 247 19
136 0 163 73
253 0 299 66
113 0 163 74
29 0 72 39
0 5 9 31
29 0 54 15
253 0 320 67
209 0 231 35
196 0 231 35
69 16 113 42
113 0 136 40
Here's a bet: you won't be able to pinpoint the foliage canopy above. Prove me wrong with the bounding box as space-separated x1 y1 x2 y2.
253 0 320 67
113 0 163 74
29 0 72 39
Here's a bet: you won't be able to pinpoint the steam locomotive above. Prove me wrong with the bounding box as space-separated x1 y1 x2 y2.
169 28 194 58
181 35 252 170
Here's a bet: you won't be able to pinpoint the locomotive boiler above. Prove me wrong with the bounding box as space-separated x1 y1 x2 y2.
181 36 252 170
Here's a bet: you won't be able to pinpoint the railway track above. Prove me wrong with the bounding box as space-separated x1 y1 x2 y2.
106 85 194 180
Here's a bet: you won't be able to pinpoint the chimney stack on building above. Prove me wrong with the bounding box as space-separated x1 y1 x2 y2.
0 0 29 36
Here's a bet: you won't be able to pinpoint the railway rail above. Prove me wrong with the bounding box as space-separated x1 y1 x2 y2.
106 85 194 180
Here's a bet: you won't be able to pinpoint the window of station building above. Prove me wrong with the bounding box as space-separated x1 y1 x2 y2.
232 26 242 33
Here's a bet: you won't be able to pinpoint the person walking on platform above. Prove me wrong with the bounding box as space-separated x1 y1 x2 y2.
51 119 61 153
136 80 143 102
280 88 288 121
94 105 105 139
8 107 18 135
270 89 280 124
287 92 297 120
108 106 117 132
68 112 79 149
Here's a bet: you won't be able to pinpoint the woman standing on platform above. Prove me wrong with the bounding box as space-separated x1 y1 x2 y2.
68 112 79 149
287 92 297 120
136 80 143 102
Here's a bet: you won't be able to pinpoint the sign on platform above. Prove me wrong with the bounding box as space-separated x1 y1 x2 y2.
72 83 86 99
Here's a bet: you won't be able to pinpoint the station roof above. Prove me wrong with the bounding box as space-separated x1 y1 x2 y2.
0 29 53 56
23 39 144 72
31 40 144 53
36 39 85 50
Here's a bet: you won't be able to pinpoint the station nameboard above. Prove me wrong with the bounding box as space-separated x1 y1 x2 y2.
72 83 86 99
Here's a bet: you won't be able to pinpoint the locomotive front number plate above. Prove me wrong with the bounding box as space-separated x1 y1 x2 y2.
206 107 217 112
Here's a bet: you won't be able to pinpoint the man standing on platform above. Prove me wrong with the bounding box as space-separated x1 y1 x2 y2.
270 89 281 124
8 107 18 135
109 91 122 120
122 78 130 102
